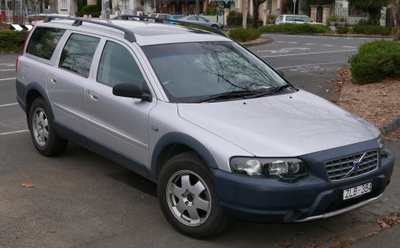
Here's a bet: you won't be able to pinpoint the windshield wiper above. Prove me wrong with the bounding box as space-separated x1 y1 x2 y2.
199 91 258 102
244 84 292 99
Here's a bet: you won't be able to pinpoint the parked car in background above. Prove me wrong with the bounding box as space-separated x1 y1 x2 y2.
179 15 223 29
275 14 321 25
147 13 171 22
169 14 187 24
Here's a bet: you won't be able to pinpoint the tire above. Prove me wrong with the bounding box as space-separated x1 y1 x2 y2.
29 98 68 156
157 151 232 239
211 24 218 29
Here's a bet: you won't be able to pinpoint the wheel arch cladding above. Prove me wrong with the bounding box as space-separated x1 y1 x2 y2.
150 132 219 181
25 82 55 121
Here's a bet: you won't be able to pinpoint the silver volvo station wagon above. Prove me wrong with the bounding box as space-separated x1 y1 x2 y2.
16 16 395 238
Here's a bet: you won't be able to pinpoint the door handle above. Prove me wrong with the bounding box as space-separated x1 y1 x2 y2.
88 90 99 101
48 75 57 84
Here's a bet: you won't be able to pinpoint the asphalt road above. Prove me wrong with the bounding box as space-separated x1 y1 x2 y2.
0 34 399 248
249 34 392 100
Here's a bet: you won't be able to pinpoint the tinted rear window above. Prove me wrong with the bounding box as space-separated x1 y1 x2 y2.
26 27 65 60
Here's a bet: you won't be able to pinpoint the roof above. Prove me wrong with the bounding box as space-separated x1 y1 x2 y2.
39 18 230 46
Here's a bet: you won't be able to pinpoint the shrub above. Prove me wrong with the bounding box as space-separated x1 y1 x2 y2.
228 27 262 42
82 4 97 14
348 40 400 84
352 25 392 36
77 0 88 12
0 30 29 51
337 26 349 34
259 23 331 34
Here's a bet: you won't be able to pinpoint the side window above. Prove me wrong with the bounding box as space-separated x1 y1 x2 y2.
97 41 145 89
59 33 100 78
188 17 197 20
26 27 66 60
286 16 293 21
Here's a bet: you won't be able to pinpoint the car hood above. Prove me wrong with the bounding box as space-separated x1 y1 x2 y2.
177 90 378 157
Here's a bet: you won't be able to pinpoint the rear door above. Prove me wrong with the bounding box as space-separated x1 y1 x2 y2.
85 40 156 176
47 32 101 144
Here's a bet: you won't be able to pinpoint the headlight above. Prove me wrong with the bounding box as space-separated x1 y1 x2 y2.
231 157 310 179
376 133 386 155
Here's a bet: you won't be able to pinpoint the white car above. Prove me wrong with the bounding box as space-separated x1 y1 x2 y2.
276 14 321 25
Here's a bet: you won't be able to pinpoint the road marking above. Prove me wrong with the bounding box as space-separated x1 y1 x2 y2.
0 63 14 66
0 130 29 136
0 69 14 72
0 77 16 81
275 61 348 70
342 46 358 49
262 49 357 58
303 43 316 45
0 103 18 108
257 47 310 53
321 44 335 47
288 42 299 44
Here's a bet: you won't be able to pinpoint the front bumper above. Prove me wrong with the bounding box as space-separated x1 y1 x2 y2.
211 142 394 223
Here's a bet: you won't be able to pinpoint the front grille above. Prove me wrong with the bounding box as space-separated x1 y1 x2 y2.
325 150 379 181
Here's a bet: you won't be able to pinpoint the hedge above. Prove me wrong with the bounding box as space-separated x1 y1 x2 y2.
259 23 331 34
0 30 28 51
348 40 400 84
228 27 262 42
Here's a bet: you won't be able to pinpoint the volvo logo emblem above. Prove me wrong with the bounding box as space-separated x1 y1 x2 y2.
342 152 367 179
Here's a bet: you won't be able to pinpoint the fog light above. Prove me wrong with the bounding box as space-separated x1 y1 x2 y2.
283 211 294 221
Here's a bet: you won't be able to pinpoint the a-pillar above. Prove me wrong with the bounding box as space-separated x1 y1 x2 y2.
310 5 318 22
322 5 331 25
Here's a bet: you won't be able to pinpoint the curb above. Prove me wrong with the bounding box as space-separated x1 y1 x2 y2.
379 116 400 135
240 38 274 47
0 51 20 54
261 32 394 39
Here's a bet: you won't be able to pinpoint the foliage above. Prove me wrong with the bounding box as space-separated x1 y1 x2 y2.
227 11 244 25
228 27 262 42
205 8 220 16
352 25 392 35
347 0 392 25
259 23 331 34
77 0 88 11
327 15 337 22
349 40 400 84
0 30 28 51
82 5 98 14
268 14 278 21
337 26 349 34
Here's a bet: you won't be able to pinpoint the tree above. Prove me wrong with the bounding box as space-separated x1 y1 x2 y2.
348 0 391 25
392 0 399 28
252 0 267 28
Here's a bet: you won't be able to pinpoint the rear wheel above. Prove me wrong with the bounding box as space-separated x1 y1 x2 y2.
29 98 67 156
158 152 232 239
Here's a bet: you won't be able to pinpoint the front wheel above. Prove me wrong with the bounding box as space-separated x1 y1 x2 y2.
157 152 232 239
29 98 67 156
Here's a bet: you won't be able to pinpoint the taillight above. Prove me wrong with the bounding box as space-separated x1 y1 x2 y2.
16 26 33 73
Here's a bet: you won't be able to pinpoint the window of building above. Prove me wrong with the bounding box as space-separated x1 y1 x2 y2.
349 7 366 17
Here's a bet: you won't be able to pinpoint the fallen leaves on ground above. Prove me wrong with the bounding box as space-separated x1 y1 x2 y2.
328 69 400 141
22 183 34 188
376 213 400 228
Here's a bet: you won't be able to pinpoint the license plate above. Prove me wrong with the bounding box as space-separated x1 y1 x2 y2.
343 182 372 200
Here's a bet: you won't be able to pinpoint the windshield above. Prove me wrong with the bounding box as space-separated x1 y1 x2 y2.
142 41 288 103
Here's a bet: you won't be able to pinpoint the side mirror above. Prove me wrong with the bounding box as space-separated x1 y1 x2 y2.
276 69 285 78
113 83 151 102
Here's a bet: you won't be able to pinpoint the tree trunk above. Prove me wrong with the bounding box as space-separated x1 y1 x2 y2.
243 0 248 28
196 0 200 15
393 0 399 29
252 0 267 29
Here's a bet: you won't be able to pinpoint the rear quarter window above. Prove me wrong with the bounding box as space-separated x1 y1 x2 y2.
26 27 66 60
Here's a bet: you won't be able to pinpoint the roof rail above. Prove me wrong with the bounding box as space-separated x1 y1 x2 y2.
43 16 136 42
133 16 228 38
